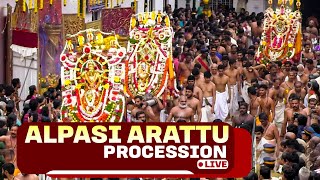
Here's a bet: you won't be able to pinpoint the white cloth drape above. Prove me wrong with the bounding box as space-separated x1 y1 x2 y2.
10 44 37 60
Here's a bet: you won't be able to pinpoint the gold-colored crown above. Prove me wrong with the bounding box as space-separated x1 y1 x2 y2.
269 0 301 9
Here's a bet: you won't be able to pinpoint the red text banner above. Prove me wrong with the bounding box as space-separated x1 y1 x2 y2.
17 123 252 178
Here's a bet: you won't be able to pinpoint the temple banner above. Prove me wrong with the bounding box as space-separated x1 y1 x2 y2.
60 29 126 122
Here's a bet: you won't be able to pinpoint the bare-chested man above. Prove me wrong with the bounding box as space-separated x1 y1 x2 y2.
288 81 307 108
248 86 259 117
192 68 205 87
231 102 254 129
199 71 216 122
281 70 296 103
306 20 319 37
302 43 315 60
297 64 309 87
257 112 281 160
257 84 275 123
186 75 203 103
210 63 218 78
228 45 238 60
178 52 194 84
143 94 164 122
212 65 230 121
304 59 317 75
242 62 260 104
265 64 285 84
224 59 241 117
15 174 39 180
193 49 211 73
269 78 285 132
131 95 144 121
166 95 194 122
210 46 221 64
185 85 202 122
281 94 307 137
213 38 226 54
0 125 18 174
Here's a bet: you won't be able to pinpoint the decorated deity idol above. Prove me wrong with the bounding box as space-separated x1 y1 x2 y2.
60 29 126 122
255 0 302 64
125 11 178 100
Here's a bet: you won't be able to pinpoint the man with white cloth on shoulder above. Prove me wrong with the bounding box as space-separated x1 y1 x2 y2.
224 59 241 118
199 71 216 122
212 65 230 121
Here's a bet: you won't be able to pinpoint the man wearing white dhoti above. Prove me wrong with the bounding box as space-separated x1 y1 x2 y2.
224 59 241 118
242 80 251 104
212 65 230 121
229 84 239 117
198 72 216 122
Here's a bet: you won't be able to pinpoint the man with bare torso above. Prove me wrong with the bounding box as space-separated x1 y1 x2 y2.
281 71 296 104
257 112 281 161
288 81 307 108
186 75 203 103
199 71 216 122
210 63 218 78
0 125 19 175
166 95 194 122
192 68 205 87
212 65 230 121
131 96 144 121
248 86 259 117
265 64 285 84
178 52 194 84
231 102 254 129
224 59 241 117
269 78 286 132
193 49 211 73
242 62 260 104
302 43 315 60
281 94 307 138
143 94 164 122
257 84 275 124
304 59 317 76
185 85 202 122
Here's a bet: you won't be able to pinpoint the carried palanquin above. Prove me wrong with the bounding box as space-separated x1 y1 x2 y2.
124 11 178 99
255 0 302 64
60 29 126 122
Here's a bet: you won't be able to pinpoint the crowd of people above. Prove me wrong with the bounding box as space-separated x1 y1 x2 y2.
0 2 319 180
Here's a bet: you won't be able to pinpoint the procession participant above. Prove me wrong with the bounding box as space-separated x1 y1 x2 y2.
143 93 164 122
228 44 238 60
304 59 317 75
281 71 296 104
199 71 216 122
257 84 275 123
282 61 292 78
2 163 15 180
303 95 318 126
166 95 194 122
191 68 204 87
2 150 19 176
257 112 281 164
265 64 285 84
281 94 308 138
242 62 260 104
224 59 241 118
131 96 144 121
297 64 309 88
210 45 221 64
248 86 260 117
269 78 286 132
193 48 211 73
135 111 147 122
186 75 203 101
210 63 218 77
302 43 315 60
212 65 230 121
15 173 39 180
231 102 254 129
185 85 202 122
288 81 307 108
178 52 194 85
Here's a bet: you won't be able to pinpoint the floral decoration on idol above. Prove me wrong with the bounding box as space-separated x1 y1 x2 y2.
60 29 126 122
124 11 179 103
255 0 302 65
